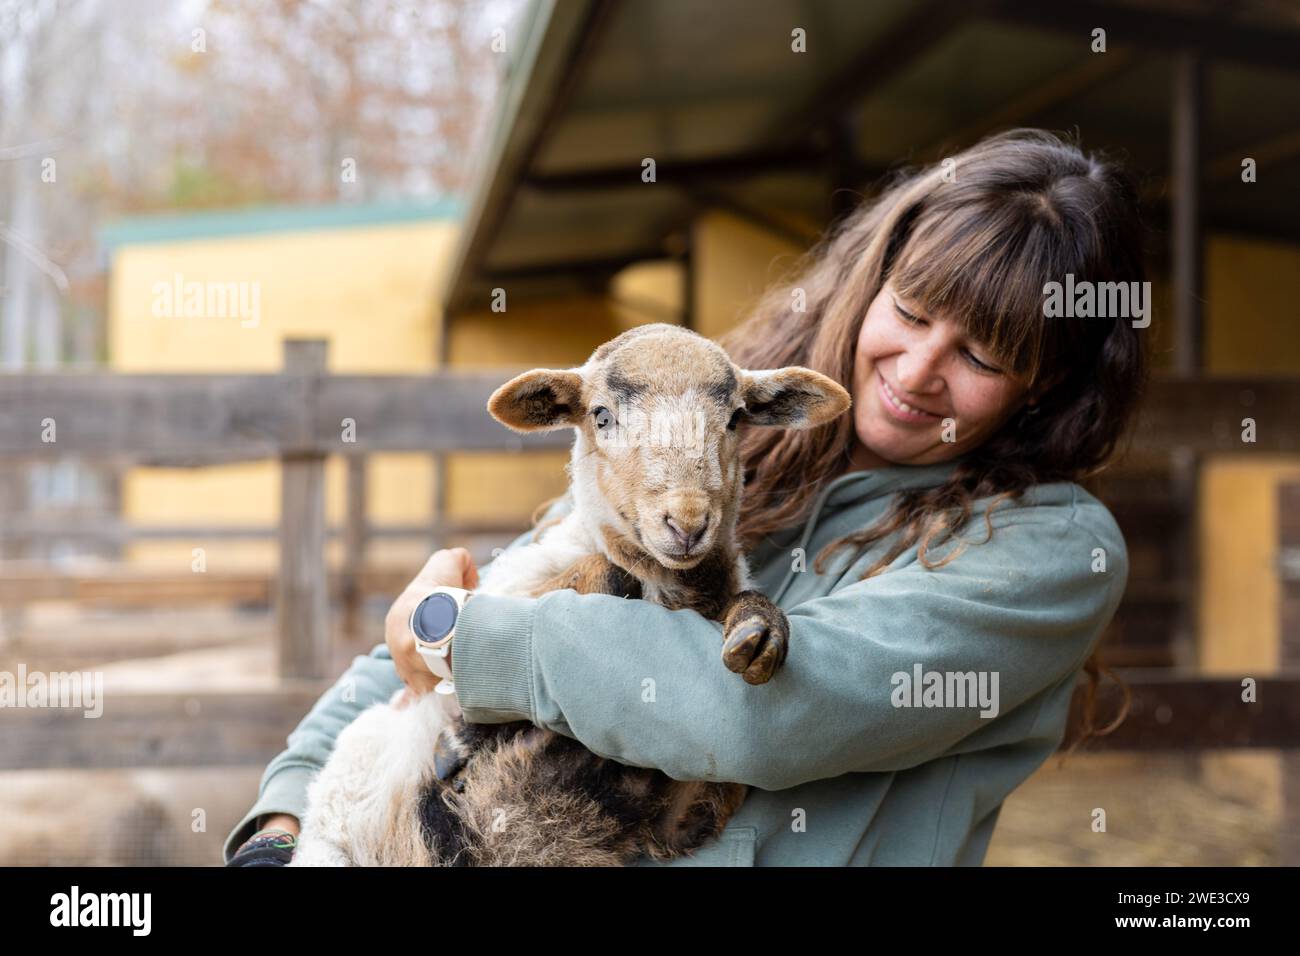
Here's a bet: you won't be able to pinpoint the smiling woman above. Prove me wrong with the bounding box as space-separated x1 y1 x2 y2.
724 127 1148 743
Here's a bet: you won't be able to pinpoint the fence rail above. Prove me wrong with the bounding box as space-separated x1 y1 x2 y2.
4 367 1298 462
2 672 1296 772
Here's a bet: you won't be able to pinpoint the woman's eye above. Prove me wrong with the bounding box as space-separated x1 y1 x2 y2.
592 406 614 429
894 306 923 326
963 350 1001 374
727 408 743 430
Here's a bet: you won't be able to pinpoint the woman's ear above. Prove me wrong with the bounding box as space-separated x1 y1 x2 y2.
738 367 852 429
487 369 586 432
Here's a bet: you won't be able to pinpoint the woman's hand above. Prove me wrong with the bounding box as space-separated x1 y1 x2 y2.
385 548 479 697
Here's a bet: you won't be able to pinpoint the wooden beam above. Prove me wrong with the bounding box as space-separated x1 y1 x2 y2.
441 0 616 316
0 565 447 609
1171 52 1205 377
0 688 329 770
1169 53 1205 671
1207 128 1300 182
1066 672 1300 751
341 455 368 642
3 375 1298 461
1131 378 1300 453
0 371 568 462
763 0 991 150
0 464 28 644
2 675 1293 771
0 517 536 544
276 341 329 681
681 184 822 248
993 0 1300 74
521 147 830 193
918 48 1141 160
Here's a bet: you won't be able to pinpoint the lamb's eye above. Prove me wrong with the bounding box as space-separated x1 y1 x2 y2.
727 408 743 431
592 406 614 430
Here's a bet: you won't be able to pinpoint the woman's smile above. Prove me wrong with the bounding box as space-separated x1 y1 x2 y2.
875 371 943 424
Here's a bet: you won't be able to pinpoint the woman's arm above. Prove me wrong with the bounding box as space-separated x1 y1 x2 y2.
449 508 1128 792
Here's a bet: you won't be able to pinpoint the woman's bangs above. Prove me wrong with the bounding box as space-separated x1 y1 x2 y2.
888 204 1056 381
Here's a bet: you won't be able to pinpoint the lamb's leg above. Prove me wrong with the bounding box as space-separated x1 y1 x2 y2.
526 552 643 599
720 590 789 685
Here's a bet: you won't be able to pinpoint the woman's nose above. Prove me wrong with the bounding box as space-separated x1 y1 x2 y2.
896 345 945 394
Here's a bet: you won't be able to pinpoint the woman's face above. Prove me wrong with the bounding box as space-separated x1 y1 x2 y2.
848 281 1035 470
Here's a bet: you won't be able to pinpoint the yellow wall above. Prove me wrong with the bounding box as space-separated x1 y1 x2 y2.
1199 233 1300 673
693 210 804 342
111 221 455 568
443 262 682 521
1199 457 1300 674
1206 234 1300 375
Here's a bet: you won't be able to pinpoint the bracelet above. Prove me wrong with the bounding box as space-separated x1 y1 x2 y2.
227 827 299 867
244 828 297 849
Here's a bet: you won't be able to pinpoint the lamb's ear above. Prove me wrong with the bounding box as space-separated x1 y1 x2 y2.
739 367 851 429
487 369 586 432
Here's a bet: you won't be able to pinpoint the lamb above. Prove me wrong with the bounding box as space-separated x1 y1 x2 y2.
289 323 850 866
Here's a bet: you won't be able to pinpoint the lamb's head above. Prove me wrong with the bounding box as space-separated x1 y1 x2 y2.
488 324 850 571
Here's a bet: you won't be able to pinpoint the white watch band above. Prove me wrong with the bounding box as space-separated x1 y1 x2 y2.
411 587 471 693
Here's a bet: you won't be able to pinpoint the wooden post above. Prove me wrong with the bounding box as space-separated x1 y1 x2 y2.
341 455 368 645
1169 51 1204 672
276 340 330 680
1171 51 1204 375
433 308 449 558
1279 483 1300 865
0 465 28 645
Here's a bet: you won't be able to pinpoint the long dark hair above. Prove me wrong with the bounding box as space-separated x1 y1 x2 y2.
720 129 1148 754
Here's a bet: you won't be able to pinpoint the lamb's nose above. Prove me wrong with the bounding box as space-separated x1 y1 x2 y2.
664 514 708 552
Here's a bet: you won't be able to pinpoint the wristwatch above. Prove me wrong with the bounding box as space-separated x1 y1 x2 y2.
409 586 473 696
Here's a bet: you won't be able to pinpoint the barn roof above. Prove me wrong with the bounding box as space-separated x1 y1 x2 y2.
443 0 1300 315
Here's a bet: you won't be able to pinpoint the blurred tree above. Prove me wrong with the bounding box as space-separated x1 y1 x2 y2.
0 0 523 365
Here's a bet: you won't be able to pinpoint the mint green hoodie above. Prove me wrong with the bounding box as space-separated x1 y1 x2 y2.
223 459 1127 866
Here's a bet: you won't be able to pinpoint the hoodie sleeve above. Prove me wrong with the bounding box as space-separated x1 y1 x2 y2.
449 505 1128 792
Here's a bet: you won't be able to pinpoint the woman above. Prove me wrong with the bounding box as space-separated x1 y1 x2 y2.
225 129 1145 867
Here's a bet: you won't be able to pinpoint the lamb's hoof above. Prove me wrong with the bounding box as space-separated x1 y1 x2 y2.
721 612 788 685
433 729 468 783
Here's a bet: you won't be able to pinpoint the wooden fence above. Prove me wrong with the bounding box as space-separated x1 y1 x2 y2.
2 340 1299 780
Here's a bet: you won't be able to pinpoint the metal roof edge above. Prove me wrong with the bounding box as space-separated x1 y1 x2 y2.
98 197 464 251
440 0 603 317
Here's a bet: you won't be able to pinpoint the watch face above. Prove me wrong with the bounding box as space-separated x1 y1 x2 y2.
414 592 458 643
